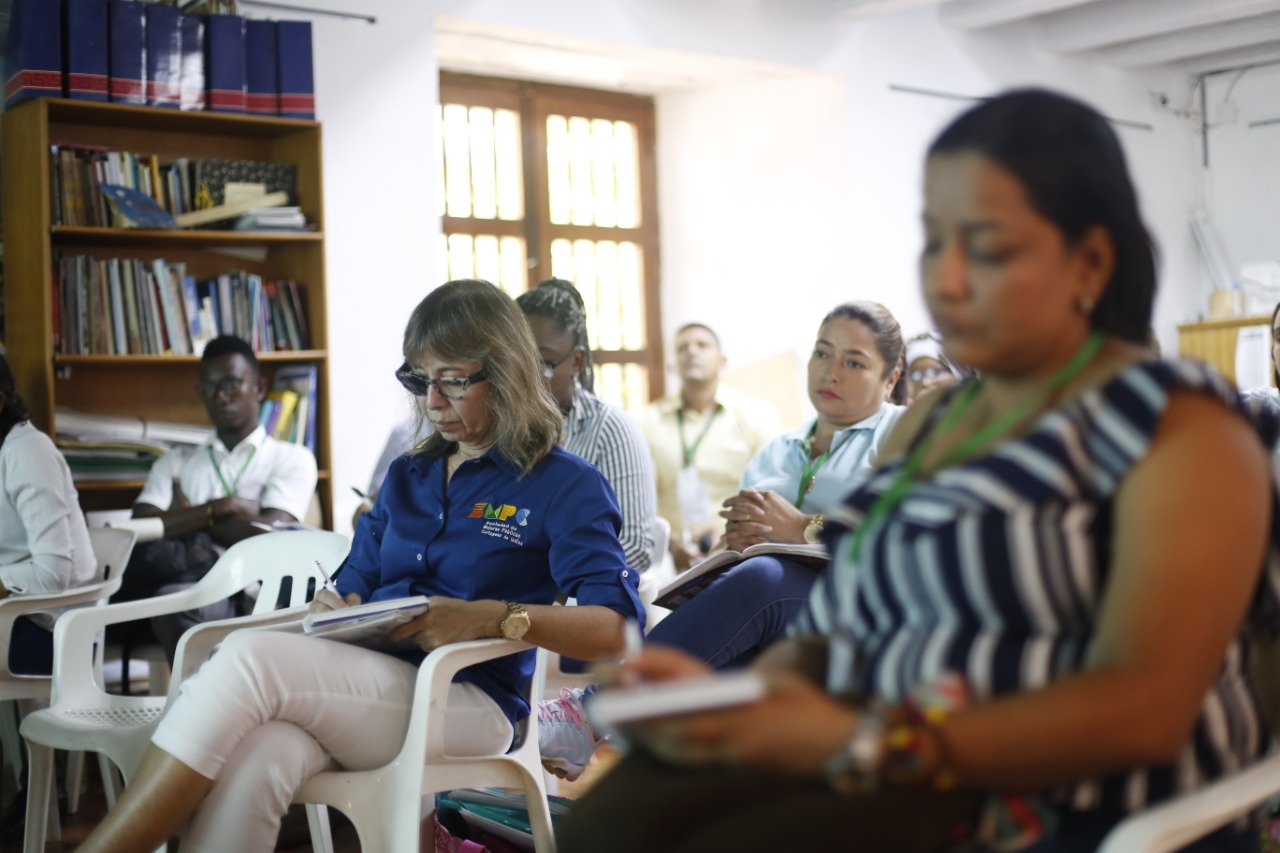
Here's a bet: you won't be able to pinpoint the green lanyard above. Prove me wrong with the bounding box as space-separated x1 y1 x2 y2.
208 443 258 498
847 333 1105 561
795 426 851 508
677 405 722 468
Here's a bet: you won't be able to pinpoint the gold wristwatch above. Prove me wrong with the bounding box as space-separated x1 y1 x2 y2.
499 601 531 640
803 513 825 544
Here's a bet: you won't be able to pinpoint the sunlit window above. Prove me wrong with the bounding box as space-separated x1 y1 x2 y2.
437 73 662 409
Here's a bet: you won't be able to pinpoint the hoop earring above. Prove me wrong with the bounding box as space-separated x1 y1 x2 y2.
1078 296 1095 313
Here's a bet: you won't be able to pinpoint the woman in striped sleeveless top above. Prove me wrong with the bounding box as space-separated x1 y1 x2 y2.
561 89 1280 853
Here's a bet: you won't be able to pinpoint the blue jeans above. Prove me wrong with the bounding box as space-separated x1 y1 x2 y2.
647 556 819 670
9 615 54 676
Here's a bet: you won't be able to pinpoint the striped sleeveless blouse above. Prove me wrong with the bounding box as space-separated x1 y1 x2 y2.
791 359 1280 815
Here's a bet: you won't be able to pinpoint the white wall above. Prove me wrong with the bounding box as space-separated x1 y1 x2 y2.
286 0 1216 531
1200 66 1280 291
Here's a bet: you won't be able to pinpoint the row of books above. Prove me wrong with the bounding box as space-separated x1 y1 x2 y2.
55 254 312 357
51 145 298 227
4 0 314 118
260 364 319 452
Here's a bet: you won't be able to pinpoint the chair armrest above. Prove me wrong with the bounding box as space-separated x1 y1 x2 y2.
411 639 534 760
1098 750 1280 853
0 579 115 631
168 605 312 701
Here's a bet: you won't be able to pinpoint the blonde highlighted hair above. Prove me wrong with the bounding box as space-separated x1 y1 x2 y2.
403 279 563 476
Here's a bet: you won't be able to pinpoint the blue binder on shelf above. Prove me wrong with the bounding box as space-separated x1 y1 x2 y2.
108 0 146 105
3 0 63 110
204 14 246 113
64 0 109 102
244 19 279 116
178 13 205 110
276 20 314 119
144 2 181 108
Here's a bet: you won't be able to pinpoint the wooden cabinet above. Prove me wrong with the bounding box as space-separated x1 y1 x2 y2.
1177 315 1271 387
1 99 332 526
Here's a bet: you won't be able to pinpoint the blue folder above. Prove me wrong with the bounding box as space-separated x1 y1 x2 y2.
3 0 63 110
178 13 205 110
144 2 181 108
108 0 146 105
64 0 109 102
204 13 246 113
276 20 314 119
244 19 279 116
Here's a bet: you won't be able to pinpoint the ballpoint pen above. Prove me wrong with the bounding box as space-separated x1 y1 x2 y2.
315 559 337 594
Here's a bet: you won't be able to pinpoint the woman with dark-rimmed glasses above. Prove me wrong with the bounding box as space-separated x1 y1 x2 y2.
78 279 645 853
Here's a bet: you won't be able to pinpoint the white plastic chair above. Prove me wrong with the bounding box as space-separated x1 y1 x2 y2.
293 638 557 853
19 529 348 853
638 516 674 629
0 526 136 832
1097 749 1280 852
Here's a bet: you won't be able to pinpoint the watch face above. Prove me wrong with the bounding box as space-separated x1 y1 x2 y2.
502 609 531 640
804 522 822 544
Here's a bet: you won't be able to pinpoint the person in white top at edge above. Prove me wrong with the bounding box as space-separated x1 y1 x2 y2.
114 335 316 663
0 350 95 675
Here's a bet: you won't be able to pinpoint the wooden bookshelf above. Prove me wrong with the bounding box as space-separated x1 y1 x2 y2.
1177 315 1272 386
2 99 333 528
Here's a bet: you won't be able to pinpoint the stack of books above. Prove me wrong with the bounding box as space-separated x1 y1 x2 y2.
234 207 311 231
55 408 214 483
55 255 312 356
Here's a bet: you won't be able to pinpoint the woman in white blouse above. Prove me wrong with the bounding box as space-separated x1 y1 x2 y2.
0 351 95 675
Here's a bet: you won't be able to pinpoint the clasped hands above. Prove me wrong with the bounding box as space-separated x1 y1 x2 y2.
720 488 808 551
309 589 504 652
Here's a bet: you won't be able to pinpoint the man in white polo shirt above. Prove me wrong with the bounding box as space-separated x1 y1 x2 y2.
116 335 317 661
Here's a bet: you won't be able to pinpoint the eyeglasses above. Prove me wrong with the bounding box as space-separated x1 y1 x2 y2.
395 363 488 400
195 377 250 399
909 366 949 384
542 347 581 380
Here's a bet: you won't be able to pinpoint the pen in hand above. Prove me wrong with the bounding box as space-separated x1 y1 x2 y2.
620 618 644 687
315 560 337 595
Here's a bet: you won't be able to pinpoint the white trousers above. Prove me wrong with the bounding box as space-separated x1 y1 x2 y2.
151 630 514 852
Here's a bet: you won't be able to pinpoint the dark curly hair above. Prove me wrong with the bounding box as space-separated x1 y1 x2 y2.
0 351 32 445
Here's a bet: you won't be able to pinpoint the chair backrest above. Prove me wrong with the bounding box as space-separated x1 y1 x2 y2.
49 530 349 706
651 517 670 570
190 529 350 613
88 527 138 596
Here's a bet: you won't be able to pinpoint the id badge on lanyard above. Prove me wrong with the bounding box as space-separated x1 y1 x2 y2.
676 464 713 528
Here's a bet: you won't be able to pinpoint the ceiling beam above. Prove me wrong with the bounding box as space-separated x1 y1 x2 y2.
1096 10 1280 68
938 0 1096 30
1036 0 1280 53
1170 41 1280 76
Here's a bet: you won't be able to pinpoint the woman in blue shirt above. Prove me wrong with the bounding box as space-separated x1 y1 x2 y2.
79 279 645 853
646 301 905 669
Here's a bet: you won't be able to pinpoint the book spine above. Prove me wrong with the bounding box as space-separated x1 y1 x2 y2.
178 13 205 110
120 259 142 355
107 0 146 105
275 20 314 119
204 14 246 113
167 263 193 355
107 259 127 355
247 274 262 350
244 19 279 116
3 0 62 110
144 3 180 108
152 259 188 355
63 0 109 102
182 275 204 355
217 273 233 335
148 269 170 354
286 280 309 348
